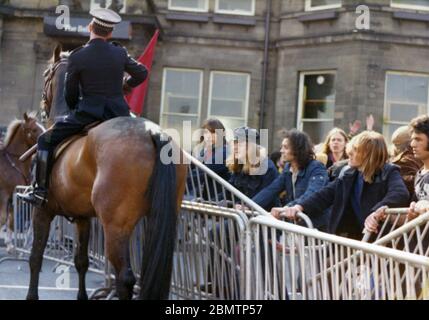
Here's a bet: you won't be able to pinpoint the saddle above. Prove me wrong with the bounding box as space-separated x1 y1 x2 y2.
53 121 101 160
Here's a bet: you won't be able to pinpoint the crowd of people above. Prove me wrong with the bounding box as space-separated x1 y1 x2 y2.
190 114 429 240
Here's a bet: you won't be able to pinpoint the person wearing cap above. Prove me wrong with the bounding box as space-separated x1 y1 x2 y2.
23 8 148 206
227 126 280 211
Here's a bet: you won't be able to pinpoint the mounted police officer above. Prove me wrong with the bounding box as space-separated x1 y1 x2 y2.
23 8 148 206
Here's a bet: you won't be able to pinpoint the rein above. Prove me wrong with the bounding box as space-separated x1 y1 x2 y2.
3 150 30 185
42 58 68 120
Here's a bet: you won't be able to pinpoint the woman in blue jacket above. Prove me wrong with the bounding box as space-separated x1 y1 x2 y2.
252 129 329 230
274 131 410 239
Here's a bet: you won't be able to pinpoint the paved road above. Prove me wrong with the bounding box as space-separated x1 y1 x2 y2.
0 247 106 300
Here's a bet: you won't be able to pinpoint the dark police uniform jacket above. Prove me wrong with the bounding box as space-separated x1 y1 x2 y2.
64 38 148 119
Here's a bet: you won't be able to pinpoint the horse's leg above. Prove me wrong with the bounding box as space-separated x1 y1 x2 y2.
26 207 53 300
104 225 135 300
0 194 6 230
74 218 90 300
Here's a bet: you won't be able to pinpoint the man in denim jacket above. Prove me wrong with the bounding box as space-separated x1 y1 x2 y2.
253 129 329 230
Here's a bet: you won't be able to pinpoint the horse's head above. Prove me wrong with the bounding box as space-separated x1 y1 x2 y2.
41 44 70 126
3 113 45 150
22 112 45 147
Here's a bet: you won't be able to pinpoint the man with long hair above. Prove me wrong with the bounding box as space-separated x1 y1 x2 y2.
253 129 329 230
274 131 409 239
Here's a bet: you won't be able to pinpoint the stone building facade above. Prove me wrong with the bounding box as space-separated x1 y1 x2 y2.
1 0 429 150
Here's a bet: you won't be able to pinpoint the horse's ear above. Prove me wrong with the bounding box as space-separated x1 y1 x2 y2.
53 43 62 63
23 112 29 122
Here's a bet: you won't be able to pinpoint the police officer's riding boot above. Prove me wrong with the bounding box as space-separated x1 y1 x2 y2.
21 150 51 207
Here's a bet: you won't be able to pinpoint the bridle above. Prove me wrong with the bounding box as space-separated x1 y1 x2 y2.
41 58 68 122
1 122 37 185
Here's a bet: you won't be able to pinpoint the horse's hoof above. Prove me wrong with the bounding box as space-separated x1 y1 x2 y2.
77 292 88 300
26 295 39 300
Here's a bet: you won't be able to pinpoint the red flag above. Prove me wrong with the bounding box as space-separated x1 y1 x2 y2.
126 29 159 116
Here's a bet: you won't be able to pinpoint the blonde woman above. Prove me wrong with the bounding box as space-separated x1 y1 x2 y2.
317 128 349 169
227 127 279 211
272 131 409 239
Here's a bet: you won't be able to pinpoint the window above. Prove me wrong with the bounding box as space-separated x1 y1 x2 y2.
168 0 209 12
160 68 203 138
305 0 342 11
384 72 429 140
297 71 336 144
90 0 126 14
208 71 250 131
215 0 255 16
391 0 429 11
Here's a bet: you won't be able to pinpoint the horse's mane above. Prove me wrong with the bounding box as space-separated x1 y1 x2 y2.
48 51 70 65
2 120 22 149
2 112 38 149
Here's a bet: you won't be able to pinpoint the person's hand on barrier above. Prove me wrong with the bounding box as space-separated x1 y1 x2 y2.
408 200 429 220
271 207 286 220
407 201 418 220
235 204 249 211
273 205 303 221
364 206 387 233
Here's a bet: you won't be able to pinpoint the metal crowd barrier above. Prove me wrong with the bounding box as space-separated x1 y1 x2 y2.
246 215 429 300
10 151 429 300
2 186 108 278
361 208 429 257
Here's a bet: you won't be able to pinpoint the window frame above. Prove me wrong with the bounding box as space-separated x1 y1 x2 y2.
90 0 127 14
207 70 250 129
390 0 429 12
168 0 209 13
304 0 342 11
383 70 429 139
159 67 204 132
297 70 337 137
214 0 256 16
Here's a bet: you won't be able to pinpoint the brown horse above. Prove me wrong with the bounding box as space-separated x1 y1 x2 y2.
0 113 45 251
26 45 187 300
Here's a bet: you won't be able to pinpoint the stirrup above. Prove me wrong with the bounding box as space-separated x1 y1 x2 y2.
21 189 48 207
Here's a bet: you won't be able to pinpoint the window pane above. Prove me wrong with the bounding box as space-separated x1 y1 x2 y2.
310 0 341 8
385 73 429 128
164 69 201 114
161 69 202 137
386 74 429 104
302 73 336 120
392 0 429 7
218 0 253 13
170 0 207 10
390 103 420 122
302 121 334 145
209 72 249 129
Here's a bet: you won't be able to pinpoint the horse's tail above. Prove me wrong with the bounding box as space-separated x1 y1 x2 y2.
139 132 178 300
